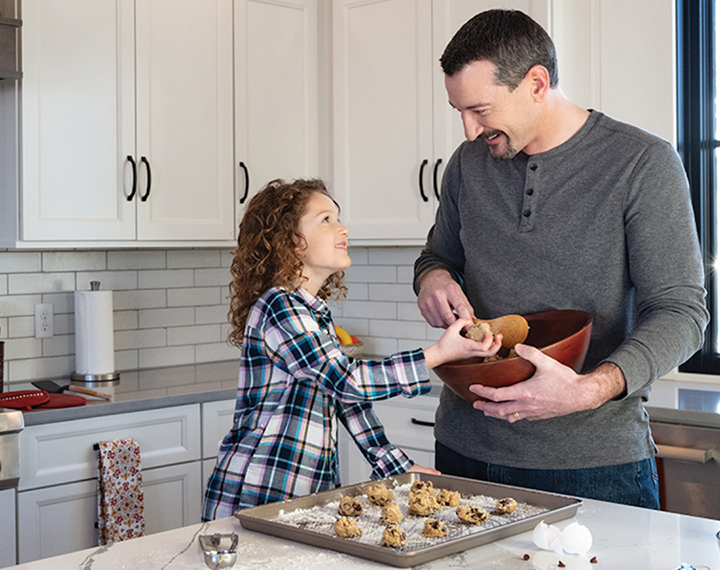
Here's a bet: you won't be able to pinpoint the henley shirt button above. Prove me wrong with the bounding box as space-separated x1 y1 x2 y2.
526 188 534 196
529 164 538 171
523 209 532 217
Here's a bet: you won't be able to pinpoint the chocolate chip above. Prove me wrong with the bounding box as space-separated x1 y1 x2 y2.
558 562 566 568
590 556 598 563
523 553 530 561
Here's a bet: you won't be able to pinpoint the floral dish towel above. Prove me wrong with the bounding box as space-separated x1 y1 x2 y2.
96 438 145 544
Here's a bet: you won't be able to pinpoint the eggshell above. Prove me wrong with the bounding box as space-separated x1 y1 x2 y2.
532 520 561 550
558 522 593 555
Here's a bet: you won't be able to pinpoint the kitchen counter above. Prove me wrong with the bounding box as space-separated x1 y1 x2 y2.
18 360 446 427
6 497 719 569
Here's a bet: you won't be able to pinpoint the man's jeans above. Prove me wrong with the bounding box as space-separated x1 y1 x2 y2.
435 441 660 508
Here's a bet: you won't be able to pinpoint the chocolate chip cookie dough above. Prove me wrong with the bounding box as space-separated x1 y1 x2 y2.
380 502 402 526
422 518 449 538
456 505 489 525
333 516 362 538
366 483 394 506
337 495 363 517
436 489 461 507
381 524 407 547
495 497 518 514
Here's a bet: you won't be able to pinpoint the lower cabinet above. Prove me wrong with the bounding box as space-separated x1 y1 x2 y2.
338 393 439 486
16 404 203 564
0 488 16 568
16 462 202 563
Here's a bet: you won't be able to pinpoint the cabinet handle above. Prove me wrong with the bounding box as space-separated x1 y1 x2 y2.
239 161 249 204
411 417 435 428
433 158 442 200
656 444 718 463
418 159 429 202
126 155 137 201
140 156 152 202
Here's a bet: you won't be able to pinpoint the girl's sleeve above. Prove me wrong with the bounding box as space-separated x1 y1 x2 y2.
264 294 431 403
336 400 413 479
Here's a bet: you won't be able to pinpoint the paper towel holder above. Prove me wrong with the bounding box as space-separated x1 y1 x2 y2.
72 281 120 385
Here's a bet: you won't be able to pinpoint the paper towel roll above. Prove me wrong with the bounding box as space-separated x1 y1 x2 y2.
74 290 116 375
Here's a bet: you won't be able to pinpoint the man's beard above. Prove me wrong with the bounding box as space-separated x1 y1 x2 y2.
482 130 519 160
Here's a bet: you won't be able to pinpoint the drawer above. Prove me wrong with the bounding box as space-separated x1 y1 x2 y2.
19 404 201 491
201 399 235 459
373 395 439 452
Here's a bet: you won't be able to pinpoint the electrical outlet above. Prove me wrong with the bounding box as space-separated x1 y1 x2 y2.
34 303 54 338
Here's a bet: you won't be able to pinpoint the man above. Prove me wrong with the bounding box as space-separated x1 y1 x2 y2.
414 9 708 507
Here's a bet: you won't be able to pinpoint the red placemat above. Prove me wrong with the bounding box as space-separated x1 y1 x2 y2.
34 393 86 409
0 390 50 410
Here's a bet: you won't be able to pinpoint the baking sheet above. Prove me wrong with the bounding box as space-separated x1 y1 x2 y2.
235 473 582 567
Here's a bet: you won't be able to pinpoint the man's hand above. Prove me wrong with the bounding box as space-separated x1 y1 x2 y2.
417 268 474 328
469 343 627 422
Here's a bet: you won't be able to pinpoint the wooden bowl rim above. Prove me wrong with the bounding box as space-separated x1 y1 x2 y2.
437 309 593 371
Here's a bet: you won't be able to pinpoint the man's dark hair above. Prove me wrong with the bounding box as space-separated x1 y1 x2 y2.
440 9 558 90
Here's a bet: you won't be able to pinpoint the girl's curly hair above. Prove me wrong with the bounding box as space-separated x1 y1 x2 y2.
227 178 347 347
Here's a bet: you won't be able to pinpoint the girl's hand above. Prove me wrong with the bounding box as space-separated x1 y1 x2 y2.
423 319 502 369
408 463 441 476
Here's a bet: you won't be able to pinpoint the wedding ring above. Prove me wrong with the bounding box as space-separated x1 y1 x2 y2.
513 412 521 421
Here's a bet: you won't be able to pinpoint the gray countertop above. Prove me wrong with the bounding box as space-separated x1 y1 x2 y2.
15 359 720 429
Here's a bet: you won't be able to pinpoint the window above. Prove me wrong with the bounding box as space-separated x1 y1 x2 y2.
677 0 720 373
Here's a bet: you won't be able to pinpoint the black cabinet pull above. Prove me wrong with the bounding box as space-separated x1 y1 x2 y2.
126 155 137 201
418 159 429 202
433 158 442 200
411 417 435 428
239 161 249 204
140 156 152 202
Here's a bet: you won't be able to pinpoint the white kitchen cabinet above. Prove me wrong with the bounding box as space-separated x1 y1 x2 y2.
338 393 439 485
234 0 320 208
200 399 235 488
331 0 549 244
16 404 202 564
16 462 202 563
14 0 235 246
0 487 16 568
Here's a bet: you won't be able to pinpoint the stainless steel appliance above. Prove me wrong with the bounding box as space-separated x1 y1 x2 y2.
0 407 23 489
649 389 720 519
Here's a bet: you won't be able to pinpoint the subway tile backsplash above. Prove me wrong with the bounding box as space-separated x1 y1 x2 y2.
0 246 439 389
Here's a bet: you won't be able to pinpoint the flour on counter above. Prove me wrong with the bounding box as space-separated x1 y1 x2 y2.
272 482 548 552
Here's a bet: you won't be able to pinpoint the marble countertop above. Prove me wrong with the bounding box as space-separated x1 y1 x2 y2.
8 497 720 570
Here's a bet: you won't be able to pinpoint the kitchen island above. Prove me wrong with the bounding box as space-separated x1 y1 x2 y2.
6 496 720 569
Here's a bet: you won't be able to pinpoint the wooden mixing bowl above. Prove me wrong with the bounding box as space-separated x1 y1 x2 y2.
434 310 593 403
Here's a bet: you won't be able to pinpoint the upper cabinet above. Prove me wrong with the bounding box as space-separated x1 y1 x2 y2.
17 0 235 246
234 0 319 209
3 0 320 249
331 0 549 244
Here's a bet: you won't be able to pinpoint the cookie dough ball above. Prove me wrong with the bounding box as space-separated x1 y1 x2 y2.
456 505 489 525
380 502 402 526
408 492 440 516
366 483 394 507
422 518 449 538
381 524 407 548
409 480 435 497
466 319 492 341
334 516 362 538
338 495 363 517
495 497 517 514
436 489 460 507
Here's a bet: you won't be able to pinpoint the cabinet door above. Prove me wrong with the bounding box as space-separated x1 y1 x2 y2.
135 0 235 241
235 0 319 210
21 0 136 241
333 0 436 242
0 488 16 567
16 462 202 564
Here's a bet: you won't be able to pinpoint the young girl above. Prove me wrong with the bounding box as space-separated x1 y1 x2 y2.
202 179 500 520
